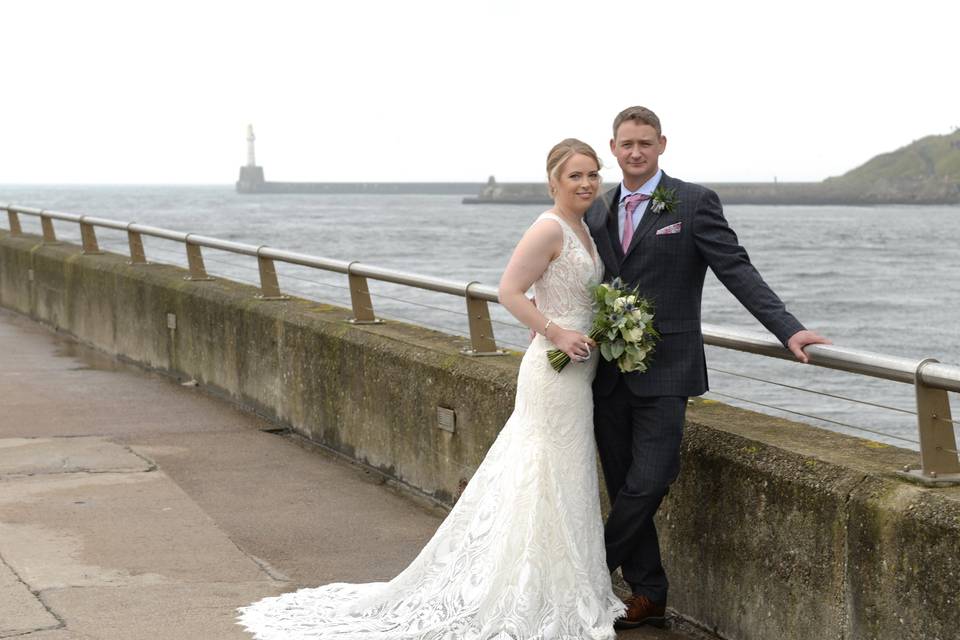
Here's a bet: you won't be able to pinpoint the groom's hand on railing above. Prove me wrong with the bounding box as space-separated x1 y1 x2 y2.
787 330 832 364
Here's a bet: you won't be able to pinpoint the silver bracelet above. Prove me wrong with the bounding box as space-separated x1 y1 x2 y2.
543 319 553 335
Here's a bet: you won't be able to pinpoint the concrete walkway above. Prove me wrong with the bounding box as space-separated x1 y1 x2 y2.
0 308 701 640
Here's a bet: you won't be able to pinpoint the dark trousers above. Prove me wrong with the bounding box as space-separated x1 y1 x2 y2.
594 378 687 603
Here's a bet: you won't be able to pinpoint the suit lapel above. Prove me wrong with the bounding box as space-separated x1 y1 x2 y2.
590 185 621 276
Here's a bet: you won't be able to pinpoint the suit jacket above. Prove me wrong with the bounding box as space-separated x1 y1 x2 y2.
585 172 804 398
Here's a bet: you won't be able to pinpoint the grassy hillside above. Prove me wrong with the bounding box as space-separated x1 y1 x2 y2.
821 129 960 202
828 129 960 185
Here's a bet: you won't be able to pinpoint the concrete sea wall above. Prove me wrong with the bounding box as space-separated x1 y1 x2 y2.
2 230 958 640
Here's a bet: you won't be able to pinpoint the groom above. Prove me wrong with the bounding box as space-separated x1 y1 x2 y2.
585 106 828 629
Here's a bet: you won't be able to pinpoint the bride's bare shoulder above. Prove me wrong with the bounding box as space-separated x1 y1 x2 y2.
530 210 565 229
509 213 563 262
526 212 563 238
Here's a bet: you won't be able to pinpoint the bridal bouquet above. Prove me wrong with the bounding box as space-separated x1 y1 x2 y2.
547 278 659 373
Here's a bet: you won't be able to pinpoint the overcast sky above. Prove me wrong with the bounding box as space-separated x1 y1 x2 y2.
2 0 957 184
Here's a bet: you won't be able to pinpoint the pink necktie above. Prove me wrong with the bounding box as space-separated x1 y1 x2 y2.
621 193 650 251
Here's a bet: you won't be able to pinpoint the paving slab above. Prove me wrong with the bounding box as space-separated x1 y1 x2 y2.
42 582 285 640
0 437 151 476
0 471 270 590
124 430 445 586
4 631 90 640
0 558 60 637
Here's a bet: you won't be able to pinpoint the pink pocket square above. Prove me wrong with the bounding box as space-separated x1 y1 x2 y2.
656 222 682 236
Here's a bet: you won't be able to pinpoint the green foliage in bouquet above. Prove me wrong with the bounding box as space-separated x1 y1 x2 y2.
547 277 659 373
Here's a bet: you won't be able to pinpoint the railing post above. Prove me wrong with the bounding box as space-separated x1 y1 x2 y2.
7 209 23 236
183 235 214 281
127 225 148 264
79 217 101 254
908 358 960 482
461 283 504 357
346 262 382 324
256 249 288 300
40 212 58 244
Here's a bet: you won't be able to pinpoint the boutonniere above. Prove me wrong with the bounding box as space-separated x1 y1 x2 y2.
650 186 680 215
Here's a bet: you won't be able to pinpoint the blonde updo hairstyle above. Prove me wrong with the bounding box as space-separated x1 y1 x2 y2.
546 138 602 198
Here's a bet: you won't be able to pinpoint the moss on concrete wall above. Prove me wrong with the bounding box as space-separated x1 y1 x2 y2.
2 230 959 640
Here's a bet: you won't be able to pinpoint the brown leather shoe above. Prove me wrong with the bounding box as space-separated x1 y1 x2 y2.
614 593 667 630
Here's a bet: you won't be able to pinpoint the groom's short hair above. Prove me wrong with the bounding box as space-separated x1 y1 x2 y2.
613 106 662 138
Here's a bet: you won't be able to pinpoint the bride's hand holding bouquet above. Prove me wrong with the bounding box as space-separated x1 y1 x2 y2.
544 322 597 363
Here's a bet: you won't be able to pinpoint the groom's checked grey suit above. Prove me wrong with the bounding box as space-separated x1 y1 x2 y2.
585 172 804 604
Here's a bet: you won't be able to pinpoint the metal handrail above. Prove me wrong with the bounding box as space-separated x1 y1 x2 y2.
2 202 958 480
701 323 960 392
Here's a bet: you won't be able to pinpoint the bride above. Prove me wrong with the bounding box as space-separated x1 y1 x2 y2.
237 138 624 639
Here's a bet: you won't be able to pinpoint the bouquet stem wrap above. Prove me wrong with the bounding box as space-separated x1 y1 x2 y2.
546 327 605 372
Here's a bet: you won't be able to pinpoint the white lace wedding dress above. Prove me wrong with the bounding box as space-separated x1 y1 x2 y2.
237 213 624 639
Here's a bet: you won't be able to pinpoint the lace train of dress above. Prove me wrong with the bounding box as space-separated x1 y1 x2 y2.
237 213 623 639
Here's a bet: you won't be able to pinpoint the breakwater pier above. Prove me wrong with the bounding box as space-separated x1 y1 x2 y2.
461 177 960 206
236 125 484 195
3 203 960 639
236 126 960 205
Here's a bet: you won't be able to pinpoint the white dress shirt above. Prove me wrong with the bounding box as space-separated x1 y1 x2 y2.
618 169 663 240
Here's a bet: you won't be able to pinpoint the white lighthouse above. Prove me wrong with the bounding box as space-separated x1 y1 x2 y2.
246 124 257 167
237 124 265 192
